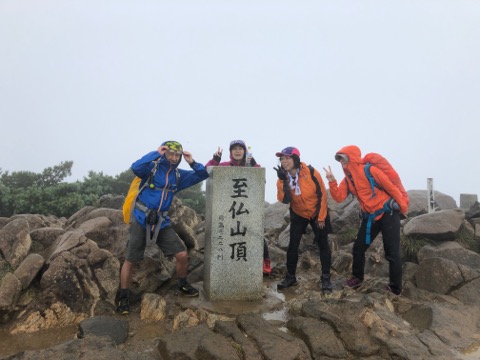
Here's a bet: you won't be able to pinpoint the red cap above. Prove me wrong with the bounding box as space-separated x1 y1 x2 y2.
275 146 300 158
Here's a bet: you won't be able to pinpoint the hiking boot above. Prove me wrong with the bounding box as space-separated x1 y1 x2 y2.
178 282 199 297
116 297 130 315
263 258 272 275
385 285 402 296
321 273 333 293
277 273 297 290
344 276 362 289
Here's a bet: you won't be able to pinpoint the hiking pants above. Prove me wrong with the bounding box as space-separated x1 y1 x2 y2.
287 210 332 276
352 210 402 293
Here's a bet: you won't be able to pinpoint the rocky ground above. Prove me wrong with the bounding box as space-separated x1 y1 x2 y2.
2 193 480 359
1 272 290 359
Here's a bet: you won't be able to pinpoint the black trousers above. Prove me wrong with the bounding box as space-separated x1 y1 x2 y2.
352 211 402 293
287 209 332 276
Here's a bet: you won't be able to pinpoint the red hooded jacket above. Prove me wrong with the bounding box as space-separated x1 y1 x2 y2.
329 145 408 216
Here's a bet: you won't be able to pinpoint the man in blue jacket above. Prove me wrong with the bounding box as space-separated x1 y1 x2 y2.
117 140 209 315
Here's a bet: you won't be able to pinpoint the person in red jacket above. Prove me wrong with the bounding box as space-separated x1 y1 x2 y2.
324 145 408 295
274 146 333 293
206 139 272 275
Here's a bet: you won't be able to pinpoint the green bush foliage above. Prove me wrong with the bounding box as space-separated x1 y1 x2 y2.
0 162 205 218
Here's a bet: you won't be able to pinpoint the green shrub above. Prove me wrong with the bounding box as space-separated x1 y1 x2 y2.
400 234 433 263
456 226 480 253
336 227 358 246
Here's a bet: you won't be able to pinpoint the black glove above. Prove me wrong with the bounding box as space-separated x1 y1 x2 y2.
273 166 287 180
213 152 222 163
388 199 400 211
250 157 257 167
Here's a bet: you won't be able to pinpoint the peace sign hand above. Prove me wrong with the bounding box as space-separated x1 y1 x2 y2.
212 147 223 163
323 166 336 182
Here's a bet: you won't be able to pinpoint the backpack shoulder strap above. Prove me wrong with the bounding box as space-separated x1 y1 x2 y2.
308 165 322 218
175 168 180 187
364 163 382 198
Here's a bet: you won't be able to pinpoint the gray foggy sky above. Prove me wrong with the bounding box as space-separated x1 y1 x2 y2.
1 1 479 204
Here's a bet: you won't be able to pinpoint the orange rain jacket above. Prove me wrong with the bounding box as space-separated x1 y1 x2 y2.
328 145 409 217
276 162 329 222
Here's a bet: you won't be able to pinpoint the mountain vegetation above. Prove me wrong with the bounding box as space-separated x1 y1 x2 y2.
0 161 206 218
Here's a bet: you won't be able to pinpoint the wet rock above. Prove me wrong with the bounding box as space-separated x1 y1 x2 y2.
140 293 167 321
9 214 64 231
78 316 129 345
0 218 31 269
450 277 480 305
0 272 21 312
39 231 119 315
301 298 381 357
417 241 480 269
63 206 95 229
287 316 347 358
236 313 311 360
13 253 45 290
5 335 154 360
416 329 460 359
10 302 86 334
158 323 241 360
214 320 262 360
403 209 465 241
466 200 480 219
3 196 480 359
330 195 360 234
97 194 125 209
264 202 289 235
401 305 433 331
428 302 480 350
64 209 129 259
0 217 9 230
29 227 65 249
415 257 463 294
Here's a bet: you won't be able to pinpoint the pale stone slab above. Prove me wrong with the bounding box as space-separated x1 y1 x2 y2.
460 193 478 210
204 167 265 300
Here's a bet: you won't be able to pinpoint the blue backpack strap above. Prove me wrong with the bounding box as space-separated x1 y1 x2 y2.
364 163 377 198
363 200 392 244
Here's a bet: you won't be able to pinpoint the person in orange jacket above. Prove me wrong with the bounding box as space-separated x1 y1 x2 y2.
324 145 408 295
274 146 333 293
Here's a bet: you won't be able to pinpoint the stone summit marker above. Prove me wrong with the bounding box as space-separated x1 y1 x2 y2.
204 166 265 300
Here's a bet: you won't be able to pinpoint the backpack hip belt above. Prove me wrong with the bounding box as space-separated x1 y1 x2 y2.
135 200 169 243
361 199 398 245
146 211 169 244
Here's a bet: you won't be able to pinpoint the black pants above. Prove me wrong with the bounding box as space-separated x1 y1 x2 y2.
287 210 332 276
352 211 402 293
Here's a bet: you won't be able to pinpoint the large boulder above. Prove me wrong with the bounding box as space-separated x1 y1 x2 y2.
406 190 457 216
10 230 122 332
415 257 463 294
0 272 22 313
0 218 32 269
417 241 480 269
64 207 129 258
403 209 465 241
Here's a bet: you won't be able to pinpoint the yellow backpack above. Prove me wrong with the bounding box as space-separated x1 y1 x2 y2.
122 176 143 224
122 161 180 224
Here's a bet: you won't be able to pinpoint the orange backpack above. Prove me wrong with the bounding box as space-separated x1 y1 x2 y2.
362 153 408 204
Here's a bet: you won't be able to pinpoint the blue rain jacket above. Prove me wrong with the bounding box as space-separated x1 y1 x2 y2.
132 150 209 229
